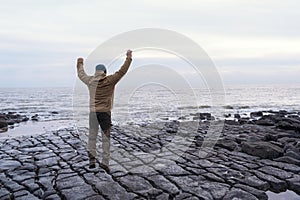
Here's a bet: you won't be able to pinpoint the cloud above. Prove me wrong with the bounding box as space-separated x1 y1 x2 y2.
1 0 300 87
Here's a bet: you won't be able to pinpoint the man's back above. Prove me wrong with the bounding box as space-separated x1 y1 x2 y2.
77 57 132 112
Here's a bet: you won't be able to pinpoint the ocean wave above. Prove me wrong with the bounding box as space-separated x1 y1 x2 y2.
223 105 251 109
178 105 211 110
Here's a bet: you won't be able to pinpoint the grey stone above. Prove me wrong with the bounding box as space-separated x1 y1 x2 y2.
95 181 137 200
156 193 170 200
22 146 49 154
56 176 86 190
37 176 55 193
119 175 156 196
158 164 189 176
255 119 275 126
275 156 300 166
60 185 97 200
223 188 259 200
146 175 180 195
0 177 25 192
14 190 40 200
44 194 61 200
253 171 286 192
234 114 241 119
0 188 10 198
259 159 300 173
276 117 300 131
169 176 213 199
237 174 269 191
174 193 193 200
200 182 230 199
234 184 268 200
11 171 35 182
230 162 249 171
241 141 284 159
216 139 238 151
264 133 278 142
225 120 240 125
285 150 300 160
250 111 263 118
287 175 300 195
0 120 8 129
0 159 21 171
22 179 40 193
202 172 226 183
258 166 293 180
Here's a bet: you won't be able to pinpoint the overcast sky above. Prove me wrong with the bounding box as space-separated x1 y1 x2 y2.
0 0 300 87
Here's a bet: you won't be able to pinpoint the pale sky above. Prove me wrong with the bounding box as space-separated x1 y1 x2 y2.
0 0 300 87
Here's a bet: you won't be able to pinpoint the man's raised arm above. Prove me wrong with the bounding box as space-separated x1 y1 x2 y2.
109 50 132 84
77 58 91 85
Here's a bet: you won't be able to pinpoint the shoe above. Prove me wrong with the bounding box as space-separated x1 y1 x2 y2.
99 163 110 173
89 163 96 169
88 152 96 169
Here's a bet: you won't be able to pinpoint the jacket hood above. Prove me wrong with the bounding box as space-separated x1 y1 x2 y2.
88 70 106 85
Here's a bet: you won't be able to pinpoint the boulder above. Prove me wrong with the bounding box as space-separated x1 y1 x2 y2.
216 139 238 151
225 120 240 126
285 150 300 160
199 113 212 120
0 121 8 129
275 156 300 166
260 114 284 123
264 134 278 142
22 116 29 122
295 141 300 149
238 118 250 125
276 118 300 131
6 120 15 125
234 114 241 119
224 114 231 118
31 114 39 121
224 105 234 109
279 110 288 115
165 121 179 133
241 141 284 159
255 119 274 126
223 188 258 200
0 114 7 120
284 144 300 160
287 175 300 195
250 111 263 118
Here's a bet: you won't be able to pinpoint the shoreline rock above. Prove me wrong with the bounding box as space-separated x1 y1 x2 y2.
0 112 30 133
0 110 300 199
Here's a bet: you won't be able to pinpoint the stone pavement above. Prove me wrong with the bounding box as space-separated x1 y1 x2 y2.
0 119 300 200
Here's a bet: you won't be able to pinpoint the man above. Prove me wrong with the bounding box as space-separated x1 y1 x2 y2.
77 50 132 172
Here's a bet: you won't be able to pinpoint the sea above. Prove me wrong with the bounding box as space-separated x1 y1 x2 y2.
0 84 300 199
0 83 300 138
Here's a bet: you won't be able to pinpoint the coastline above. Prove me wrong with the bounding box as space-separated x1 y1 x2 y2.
0 110 300 199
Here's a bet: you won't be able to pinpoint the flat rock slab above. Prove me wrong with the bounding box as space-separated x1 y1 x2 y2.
0 119 300 200
241 141 284 159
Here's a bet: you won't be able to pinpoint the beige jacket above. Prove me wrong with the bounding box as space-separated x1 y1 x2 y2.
77 58 132 112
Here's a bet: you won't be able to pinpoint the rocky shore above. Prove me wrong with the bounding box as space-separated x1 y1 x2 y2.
0 110 300 199
0 112 33 133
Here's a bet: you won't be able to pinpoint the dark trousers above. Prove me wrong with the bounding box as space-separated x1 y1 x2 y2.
88 112 111 166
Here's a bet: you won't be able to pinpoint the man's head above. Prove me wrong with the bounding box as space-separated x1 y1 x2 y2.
95 64 107 74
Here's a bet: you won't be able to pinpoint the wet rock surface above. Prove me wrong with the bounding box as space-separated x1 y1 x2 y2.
0 112 30 133
0 111 300 199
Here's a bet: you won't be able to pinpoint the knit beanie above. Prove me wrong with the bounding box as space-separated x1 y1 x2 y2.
95 64 107 74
